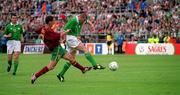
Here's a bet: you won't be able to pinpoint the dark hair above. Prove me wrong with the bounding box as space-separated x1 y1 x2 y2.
45 16 54 24
11 13 17 17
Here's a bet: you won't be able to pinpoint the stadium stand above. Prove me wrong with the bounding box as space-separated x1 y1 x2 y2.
0 0 179 44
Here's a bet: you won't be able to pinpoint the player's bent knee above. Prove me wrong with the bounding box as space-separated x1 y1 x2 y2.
64 53 74 61
71 55 75 59
47 65 55 70
47 61 57 70
14 52 20 59
49 67 54 70
68 59 76 65
14 56 19 60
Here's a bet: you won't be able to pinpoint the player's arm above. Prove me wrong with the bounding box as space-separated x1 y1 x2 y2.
87 20 95 32
3 25 12 38
81 20 95 33
21 34 24 42
39 28 45 40
63 29 71 34
59 29 71 43
34 26 45 41
20 25 24 42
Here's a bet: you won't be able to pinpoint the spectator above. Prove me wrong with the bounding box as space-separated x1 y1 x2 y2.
116 33 124 54
141 0 148 10
0 0 179 44
46 1 52 14
148 34 159 43
106 31 113 54
163 34 170 43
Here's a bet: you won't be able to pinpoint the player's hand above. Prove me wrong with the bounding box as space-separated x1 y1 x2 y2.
60 32 66 43
77 36 81 40
4 33 12 38
60 32 67 37
39 34 44 40
64 29 71 33
21 38 24 43
87 20 95 33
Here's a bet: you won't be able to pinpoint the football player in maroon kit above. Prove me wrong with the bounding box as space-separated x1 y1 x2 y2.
31 16 91 84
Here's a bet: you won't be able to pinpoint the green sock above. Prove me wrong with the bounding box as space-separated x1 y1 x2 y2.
85 52 97 67
58 62 71 76
13 61 19 74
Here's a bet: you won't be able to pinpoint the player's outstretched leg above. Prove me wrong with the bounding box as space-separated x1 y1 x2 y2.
77 43 105 70
57 51 92 83
56 60 91 82
63 52 92 74
85 52 105 70
57 64 91 82
57 49 77 82
31 60 58 84
31 66 49 84
57 62 71 82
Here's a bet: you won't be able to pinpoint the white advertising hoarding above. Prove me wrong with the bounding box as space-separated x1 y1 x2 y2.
23 45 45 54
135 43 175 55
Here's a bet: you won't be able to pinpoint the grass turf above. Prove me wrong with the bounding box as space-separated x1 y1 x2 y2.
0 54 180 95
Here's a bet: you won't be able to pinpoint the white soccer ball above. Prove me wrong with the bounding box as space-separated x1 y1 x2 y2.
109 61 118 71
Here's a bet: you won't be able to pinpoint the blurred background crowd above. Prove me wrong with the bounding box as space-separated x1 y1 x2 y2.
0 0 180 51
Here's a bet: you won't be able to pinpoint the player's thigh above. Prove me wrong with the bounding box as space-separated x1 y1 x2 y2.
66 35 80 48
76 42 87 53
6 40 14 54
63 52 75 63
51 46 67 62
69 48 77 58
14 51 20 60
14 41 21 52
13 41 21 59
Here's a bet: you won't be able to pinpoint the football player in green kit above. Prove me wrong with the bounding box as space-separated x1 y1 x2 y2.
57 12 105 82
3 14 23 75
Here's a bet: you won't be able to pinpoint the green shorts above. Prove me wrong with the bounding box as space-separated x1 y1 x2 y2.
51 46 67 62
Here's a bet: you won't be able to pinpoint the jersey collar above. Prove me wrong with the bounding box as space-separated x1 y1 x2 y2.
76 16 79 24
10 22 18 26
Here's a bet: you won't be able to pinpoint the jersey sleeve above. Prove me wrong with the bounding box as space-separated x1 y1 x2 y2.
64 17 77 31
3 24 9 35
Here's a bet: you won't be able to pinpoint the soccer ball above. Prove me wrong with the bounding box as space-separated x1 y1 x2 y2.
109 61 118 71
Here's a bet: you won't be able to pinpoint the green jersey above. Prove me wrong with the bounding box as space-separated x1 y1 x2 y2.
3 23 23 40
64 16 83 36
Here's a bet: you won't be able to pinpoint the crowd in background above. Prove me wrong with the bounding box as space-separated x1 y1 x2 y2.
0 0 180 46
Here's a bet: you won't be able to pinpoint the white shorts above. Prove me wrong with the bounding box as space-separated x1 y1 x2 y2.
6 40 21 54
66 35 81 48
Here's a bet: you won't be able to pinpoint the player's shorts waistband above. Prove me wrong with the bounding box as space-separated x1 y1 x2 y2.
8 40 21 41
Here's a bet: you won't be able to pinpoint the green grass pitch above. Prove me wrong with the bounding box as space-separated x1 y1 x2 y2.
0 54 180 95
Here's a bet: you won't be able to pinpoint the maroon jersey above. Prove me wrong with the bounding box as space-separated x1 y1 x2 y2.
35 26 60 51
